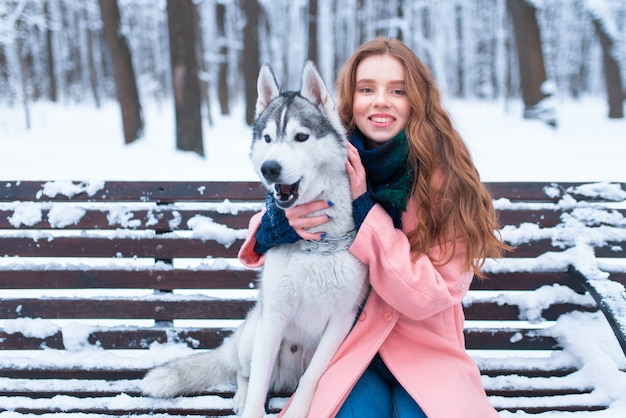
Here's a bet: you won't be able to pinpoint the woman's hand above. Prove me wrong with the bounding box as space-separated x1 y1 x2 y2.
346 142 367 200
284 200 331 240
283 143 365 241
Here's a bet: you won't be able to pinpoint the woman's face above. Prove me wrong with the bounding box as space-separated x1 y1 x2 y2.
352 54 411 147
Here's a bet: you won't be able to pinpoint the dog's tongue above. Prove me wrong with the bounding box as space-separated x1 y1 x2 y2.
278 184 292 201
274 182 299 207
278 184 291 195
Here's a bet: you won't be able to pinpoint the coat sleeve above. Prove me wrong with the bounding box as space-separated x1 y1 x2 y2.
237 211 266 268
349 204 473 321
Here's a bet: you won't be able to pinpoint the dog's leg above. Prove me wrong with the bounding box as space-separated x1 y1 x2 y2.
233 372 250 415
233 310 257 415
282 313 356 418
240 314 286 418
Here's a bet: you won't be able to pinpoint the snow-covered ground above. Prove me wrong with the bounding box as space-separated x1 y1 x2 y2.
0 97 625 182
0 97 625 416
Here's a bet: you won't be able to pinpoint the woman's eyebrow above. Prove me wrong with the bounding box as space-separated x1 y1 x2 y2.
356 79 405 85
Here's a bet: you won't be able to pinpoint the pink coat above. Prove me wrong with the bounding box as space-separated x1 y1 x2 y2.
238 199 498 418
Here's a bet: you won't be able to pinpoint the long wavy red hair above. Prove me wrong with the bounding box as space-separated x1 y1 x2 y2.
336 37 511 277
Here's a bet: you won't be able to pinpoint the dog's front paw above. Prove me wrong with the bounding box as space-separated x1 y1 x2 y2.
141 366 182 398
232 387 247 415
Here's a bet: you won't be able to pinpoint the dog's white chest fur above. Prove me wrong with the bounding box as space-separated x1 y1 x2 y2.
261 246 368 346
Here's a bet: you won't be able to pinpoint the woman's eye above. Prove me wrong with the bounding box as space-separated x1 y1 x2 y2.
264 134 271 143
392 89 406 95
295 133 309 142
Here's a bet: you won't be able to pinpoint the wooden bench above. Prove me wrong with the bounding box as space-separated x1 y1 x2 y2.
1 180 625 416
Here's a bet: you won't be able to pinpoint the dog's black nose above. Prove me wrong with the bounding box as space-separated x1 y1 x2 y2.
261 160 282 181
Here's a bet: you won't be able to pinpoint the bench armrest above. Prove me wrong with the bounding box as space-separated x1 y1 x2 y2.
569 265 626 356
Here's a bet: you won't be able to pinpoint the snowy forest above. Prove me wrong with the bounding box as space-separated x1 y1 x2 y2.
1 0 624 156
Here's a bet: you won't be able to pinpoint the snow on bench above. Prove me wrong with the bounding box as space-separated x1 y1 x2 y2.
0 180 625 417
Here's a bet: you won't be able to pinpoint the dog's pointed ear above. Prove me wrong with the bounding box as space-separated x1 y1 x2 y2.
256 64 280 117
301 61 344 134
300 61 335 110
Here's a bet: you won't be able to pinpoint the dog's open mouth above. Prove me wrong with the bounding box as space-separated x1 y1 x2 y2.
274 180 300 208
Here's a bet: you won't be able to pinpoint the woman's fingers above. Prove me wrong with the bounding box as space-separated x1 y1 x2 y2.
346 142 367 200
284 200 331 240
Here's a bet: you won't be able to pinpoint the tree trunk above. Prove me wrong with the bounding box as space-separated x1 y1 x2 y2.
216 2 229 115
307 0 318 64
98 0 143 143
16 27 31 130
243 0 260 126
591 17 624 119
194 4 212 127
84 4 101 108
507 0 556 126
44 0 57 102
167 0 204 156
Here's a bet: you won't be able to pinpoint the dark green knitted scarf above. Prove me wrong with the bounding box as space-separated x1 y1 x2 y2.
350 130 414 228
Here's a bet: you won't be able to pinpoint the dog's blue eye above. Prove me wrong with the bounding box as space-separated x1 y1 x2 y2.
264 134 271 143
295 133 309 142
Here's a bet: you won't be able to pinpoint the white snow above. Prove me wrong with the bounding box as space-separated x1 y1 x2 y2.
1 98 625 183
0 97 625 416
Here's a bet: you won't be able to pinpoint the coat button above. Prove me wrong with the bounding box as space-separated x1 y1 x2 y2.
359 311 366 321
384 311 393 322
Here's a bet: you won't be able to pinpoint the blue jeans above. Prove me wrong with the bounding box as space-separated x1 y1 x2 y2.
336 354 427 418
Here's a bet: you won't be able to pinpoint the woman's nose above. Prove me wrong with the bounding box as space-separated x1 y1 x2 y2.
373 91 390 107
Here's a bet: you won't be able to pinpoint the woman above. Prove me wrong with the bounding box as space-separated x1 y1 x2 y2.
239 37 510 417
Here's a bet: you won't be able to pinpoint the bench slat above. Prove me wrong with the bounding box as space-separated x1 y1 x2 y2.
0 236 576 259
4 208 601 230
0 404 605 415
2 236 621 259
594 244 626 258
463 301 597 321
485 181 626 202
3 181 624 202
0 327 560 351
0 181 266 202
1 386 592 399
1 364 579 380
0 270 582 292
0 297 591 322
473 271 585 291
0 209 256 230
0 299 254 320
0 269 258 290
0 405 273 417
497 209 563 227
0 236 243 258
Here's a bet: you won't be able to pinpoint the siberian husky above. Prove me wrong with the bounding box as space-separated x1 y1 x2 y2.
142 62 368 418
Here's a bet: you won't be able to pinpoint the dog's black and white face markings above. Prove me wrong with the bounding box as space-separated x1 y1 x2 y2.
251 62 346 209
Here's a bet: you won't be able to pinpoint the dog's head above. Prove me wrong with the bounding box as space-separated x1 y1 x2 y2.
251 62 346 209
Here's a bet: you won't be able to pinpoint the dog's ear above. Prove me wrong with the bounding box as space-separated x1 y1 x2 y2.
256 64 280 117
300 61 334 110
301 61 344 134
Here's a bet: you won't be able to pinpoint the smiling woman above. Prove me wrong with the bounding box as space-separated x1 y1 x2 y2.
245 37 514 418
